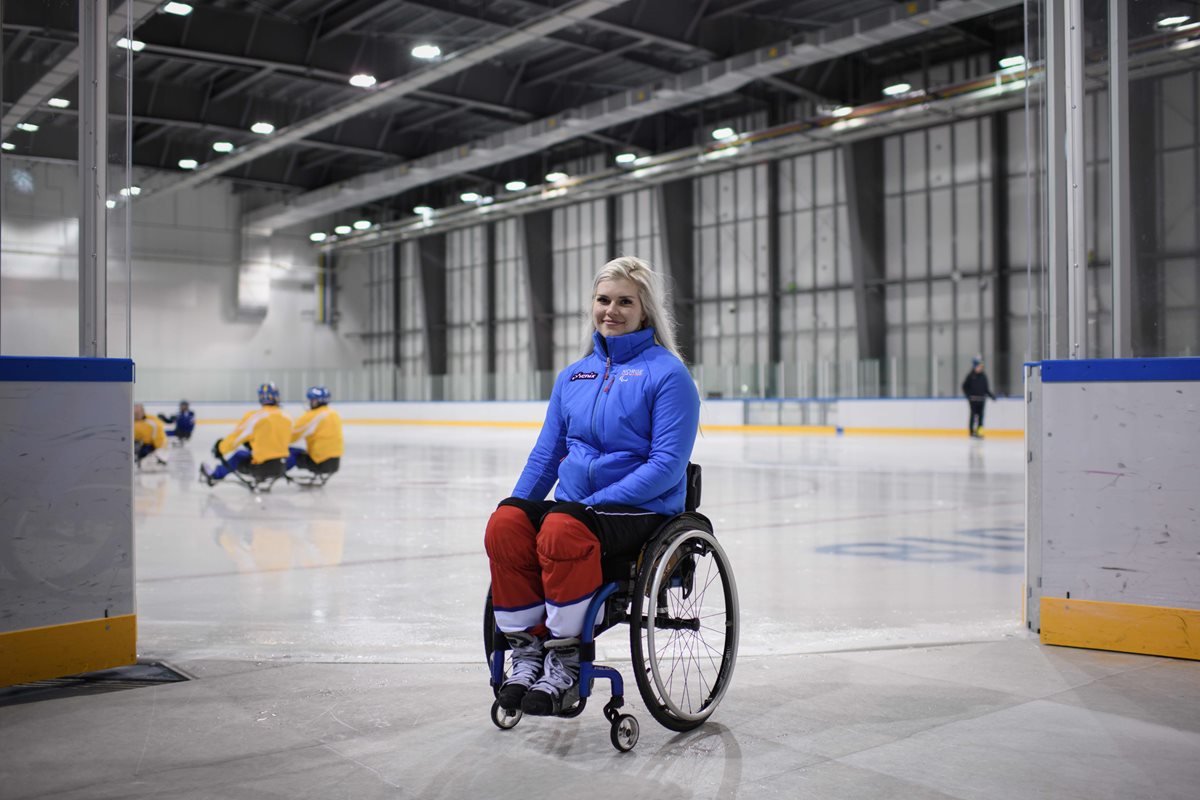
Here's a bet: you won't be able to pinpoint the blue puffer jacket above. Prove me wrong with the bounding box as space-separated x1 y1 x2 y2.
512 327 700 516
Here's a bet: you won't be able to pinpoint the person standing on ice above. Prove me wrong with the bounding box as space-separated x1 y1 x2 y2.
483 256 700 716
962 355 996 438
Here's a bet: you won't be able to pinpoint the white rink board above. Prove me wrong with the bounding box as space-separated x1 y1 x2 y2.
0 363 135 633
1026 359 1200 631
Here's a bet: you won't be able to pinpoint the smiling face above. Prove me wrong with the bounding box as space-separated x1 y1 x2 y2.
592 277 646 337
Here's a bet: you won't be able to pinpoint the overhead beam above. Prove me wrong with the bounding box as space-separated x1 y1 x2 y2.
245 0 1023 233
138 0 628 200
1 0 160 139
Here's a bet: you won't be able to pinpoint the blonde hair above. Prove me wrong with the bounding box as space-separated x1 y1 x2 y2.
583 256 684 362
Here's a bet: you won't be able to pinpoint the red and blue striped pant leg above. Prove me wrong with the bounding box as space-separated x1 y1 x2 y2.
537 511 602 639
484 504 547 635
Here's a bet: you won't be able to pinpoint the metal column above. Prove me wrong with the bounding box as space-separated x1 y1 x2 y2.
521 210 555 394
78 0 107 357
1109 0 1132 357
842 140 887 367
656 179 696 364
417 235 448 396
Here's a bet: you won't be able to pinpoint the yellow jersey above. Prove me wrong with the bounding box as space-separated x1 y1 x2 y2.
291 406 344 464
134 416 166 449
219 405 293 464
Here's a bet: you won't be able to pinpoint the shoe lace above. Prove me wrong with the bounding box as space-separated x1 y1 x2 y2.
504 636 543 683
532 648 578 693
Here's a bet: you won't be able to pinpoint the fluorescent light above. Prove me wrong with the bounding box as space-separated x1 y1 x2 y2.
615 152 637 164
413 205 433 215
16 122 39 132
250 122 275 135
162 2 193 15
478 196 494 205
411 44 441 60
212 141 234 153
106 199 117 209
119 186 141 197
545 171 568 183
882 82 911 96
998 55 1026 69
309 232 327 242
1 142 13 151
460 191 480 203
1158 15 1190 27
47 97 70 108
117 38 145 52
711 127 736 140
349 74 377 88
334 225 352 235
703 146 740 161
178 158 198 170
831 106 853 117
353 219 371 230
505 180 527 192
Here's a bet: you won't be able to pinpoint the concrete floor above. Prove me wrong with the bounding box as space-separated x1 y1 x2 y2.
3 427 1198 799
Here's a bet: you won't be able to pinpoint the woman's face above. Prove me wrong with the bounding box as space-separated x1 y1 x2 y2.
593 277 645 337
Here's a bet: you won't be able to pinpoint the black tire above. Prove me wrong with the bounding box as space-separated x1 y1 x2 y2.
629 518 739 732
484 586 496 665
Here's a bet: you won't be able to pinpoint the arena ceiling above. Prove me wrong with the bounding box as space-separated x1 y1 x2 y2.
2 0 1027 228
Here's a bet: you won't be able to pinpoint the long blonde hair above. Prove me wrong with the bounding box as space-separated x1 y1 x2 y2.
583 256 684 362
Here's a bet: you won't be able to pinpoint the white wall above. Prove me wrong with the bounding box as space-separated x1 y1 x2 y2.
1 160 370 371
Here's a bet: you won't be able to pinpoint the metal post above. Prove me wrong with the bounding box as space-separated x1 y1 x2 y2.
1064 0 1088 357
1045 1 1069 358
78 0 107 357
1109 0 1132 357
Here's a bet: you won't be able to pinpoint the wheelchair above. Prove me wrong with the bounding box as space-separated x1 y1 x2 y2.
484 464 739 752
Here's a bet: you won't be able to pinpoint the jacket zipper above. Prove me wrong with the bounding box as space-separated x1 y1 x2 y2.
588 354 612 493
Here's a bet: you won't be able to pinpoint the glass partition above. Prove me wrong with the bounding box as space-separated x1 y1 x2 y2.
0 0 133 358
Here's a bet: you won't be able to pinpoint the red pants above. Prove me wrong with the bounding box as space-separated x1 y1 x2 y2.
484 503 601 638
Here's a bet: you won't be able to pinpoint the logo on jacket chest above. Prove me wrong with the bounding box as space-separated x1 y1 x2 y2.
618 368 644 382
570 371 598 381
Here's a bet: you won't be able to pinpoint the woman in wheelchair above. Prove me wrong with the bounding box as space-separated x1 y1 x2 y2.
484 256 700 718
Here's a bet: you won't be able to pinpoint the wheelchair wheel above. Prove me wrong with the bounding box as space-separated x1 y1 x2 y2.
629 520 739 732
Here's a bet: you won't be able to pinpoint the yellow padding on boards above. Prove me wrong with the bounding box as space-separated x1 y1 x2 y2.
1040 598 1200 661
201 419 1023 437
0 615 137 687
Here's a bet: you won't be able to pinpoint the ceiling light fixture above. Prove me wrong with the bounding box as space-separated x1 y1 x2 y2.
882 82 912 96
349 74 377 88
615 152 637 164
545 172 568 183
711 127 736 140
460 191 480 203
212 141 234 153
162 2 193 15
334 225 352 235
47 98 70 108
106 199 117 209
505 180 527 192
353 220 371 230
309 232 327 242
411 44 441 60
250 122 275 135
1157 15 1191 27
16 122 39 132
998 55 1026 69
178 158 198 170
413 205 433 215
1 142 14 151
116 38 145 52
119 186 141 197
831 106 854 117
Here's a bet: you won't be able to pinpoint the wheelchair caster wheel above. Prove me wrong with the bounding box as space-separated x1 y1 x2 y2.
610 714 639 752
491 700 522 730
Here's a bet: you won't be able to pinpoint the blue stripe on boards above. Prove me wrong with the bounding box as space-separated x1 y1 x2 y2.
0 356 135 382
1040 358 1200 383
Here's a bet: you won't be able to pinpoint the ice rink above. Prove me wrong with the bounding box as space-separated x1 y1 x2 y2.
5 426 1198 799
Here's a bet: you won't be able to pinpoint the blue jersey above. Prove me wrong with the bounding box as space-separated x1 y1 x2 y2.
512 327 700 516
161 409 195 434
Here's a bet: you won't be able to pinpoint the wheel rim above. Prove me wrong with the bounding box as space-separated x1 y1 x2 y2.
643 529 738 723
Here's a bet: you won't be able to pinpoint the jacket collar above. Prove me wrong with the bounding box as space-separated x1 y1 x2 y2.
593 327 656 362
